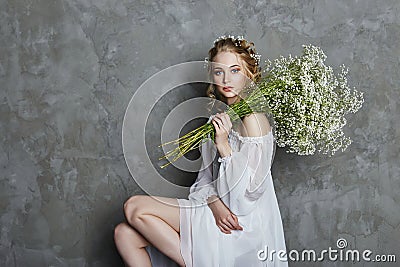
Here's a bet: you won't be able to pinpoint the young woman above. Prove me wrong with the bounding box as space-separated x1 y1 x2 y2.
114 36 288 267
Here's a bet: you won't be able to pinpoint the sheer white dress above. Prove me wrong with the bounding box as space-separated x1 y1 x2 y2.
145 116 288 267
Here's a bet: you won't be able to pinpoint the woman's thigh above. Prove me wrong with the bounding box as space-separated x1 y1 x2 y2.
125 195 181 233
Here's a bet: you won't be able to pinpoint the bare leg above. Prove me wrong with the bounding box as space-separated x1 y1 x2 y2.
114 222 151 267
116 195 185 267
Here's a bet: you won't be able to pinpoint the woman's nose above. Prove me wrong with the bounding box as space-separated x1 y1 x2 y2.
223 72 231 83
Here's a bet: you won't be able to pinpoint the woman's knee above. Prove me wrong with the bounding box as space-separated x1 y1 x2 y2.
114 222 150 248
124 195 148 223
114 222 130 242
124 195 180 232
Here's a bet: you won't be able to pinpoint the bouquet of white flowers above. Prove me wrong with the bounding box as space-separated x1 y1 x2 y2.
159 45 364 168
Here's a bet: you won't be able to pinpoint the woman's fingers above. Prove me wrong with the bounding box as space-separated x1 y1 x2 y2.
218 223 231 234
212 117 226 134
230 214 243 230
223 215 243 231
211 120 219 129
221 113 232 129
212 120 224 134
213 114 230 133
217 219 241 234
217 223 229 234
213 117 223 126
222 218 235 230
227 215 241 230
215 214 243 234
219 113 229 125
218 226 229 234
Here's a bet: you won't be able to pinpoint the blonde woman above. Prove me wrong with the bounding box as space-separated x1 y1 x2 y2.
114 35 288 267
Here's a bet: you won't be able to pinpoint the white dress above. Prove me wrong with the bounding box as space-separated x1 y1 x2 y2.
145 116 288 267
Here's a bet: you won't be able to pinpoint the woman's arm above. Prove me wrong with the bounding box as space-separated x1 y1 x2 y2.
207 194 243 234
214 112 274 216
202 113 242 234
213 112 271 156
187 138 219 203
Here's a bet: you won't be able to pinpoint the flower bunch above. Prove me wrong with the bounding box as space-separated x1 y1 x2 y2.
159 45 364 168
260 44 364 155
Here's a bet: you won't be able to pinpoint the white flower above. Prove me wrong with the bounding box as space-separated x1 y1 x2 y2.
258 45 364 156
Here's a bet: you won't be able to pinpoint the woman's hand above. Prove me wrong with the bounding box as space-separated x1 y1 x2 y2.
211 112 233 157
207 196 243 234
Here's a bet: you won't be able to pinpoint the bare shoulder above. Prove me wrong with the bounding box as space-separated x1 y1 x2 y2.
241 113 272 137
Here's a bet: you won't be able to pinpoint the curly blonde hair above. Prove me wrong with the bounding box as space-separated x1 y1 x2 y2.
205 37 262 103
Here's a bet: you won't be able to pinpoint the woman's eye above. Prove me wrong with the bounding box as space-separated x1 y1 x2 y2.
214 71 222 75
232 69 240 73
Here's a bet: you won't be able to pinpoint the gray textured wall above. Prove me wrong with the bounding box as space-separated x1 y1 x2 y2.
1 0 399 266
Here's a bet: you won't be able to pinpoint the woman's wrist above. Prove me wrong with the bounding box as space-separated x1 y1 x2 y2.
207 195 221 211
207 195 219 205
216 142 232 158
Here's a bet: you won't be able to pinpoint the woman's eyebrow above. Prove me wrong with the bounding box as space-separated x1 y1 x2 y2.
213 64 241 69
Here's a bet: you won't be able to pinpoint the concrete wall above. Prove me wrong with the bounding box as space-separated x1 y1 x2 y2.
1 0 399 266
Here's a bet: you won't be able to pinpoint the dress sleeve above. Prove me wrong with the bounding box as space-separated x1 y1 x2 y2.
216 131 274 216
187 116 219 204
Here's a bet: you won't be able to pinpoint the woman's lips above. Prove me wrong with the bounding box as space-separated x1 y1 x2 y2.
223 86 233 92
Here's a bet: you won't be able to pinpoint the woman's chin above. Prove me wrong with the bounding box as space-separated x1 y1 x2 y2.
220 91 238 98
225 95 240 105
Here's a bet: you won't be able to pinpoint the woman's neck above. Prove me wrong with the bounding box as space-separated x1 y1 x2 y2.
225 96 241 106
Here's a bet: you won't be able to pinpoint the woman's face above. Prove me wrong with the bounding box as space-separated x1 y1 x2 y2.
212 51 249 105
